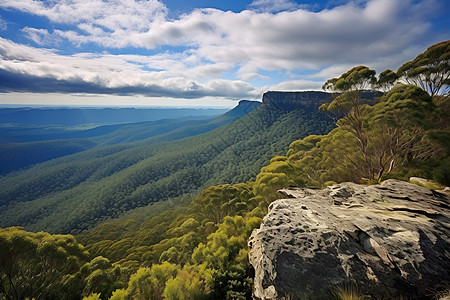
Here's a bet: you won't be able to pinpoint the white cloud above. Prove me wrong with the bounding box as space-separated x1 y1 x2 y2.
0 0 446 100
0 37 256 99
268 79 323 91
0 0 167 48
252 79 324 98
2 0 438 62
133 0 437 77
21 27 61 46
0 92 238 107
0 0 166 29
306 64 356 80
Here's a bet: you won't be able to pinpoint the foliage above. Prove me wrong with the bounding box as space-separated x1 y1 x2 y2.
409 178 445 190
320 66 379 181
300 84 447 184
322 65 376 93
0 139 96 176
109 289 128 300
66 256 129 300
83 293 102 300
333 284 368 300
0 227 89 300
162 265 209 300
125 262 178 300
0 104 333 234
320 58 444 182
376 69 399 92
398 40 450 97
0 107 235 174
209 266 253 300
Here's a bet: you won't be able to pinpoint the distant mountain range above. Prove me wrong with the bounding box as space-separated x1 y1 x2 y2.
0 106 230 126
0 93 334 233
0 101 260 174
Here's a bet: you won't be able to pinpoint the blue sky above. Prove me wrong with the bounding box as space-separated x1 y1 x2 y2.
0 0 448 107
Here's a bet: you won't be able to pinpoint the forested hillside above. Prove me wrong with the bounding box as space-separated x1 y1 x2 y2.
1 40 448 300
0 101 258 175
76 40 449 299
0 98 333 233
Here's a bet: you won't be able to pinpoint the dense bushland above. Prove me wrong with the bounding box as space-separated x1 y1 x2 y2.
0 103 333 233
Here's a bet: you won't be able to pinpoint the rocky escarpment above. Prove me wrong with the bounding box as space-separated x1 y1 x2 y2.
262 91 332 111
248 180 450 299
261 91 382 111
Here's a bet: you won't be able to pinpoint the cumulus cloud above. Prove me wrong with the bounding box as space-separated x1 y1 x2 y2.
251 79 324 98
137 0 437 77
0 38 255 98
21 27 61 46
0 0 167 48
0 0 445 100
0 0 166 28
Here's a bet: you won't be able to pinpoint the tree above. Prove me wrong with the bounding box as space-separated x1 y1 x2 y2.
109 289 129 300
79 256 126 300
188 184 253 224
319 64 445 182
376 69 399 92
321 66 377 178
322 65 376 93
365 84 435 179
0 227 88 300
163 266 208 300
126 263 178 300
397 40 450 97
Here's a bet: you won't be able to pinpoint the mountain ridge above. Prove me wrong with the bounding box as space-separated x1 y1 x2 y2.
0 106 230 126
0 100 261 175
0 93 333 233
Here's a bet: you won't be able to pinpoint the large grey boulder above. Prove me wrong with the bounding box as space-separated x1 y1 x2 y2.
248 180 450 299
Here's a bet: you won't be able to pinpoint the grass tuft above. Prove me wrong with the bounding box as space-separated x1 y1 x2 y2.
333 284 369 300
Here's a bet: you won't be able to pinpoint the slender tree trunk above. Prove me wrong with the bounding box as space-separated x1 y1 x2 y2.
387 159 395 173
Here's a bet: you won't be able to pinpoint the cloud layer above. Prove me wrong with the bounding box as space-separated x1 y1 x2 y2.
0 0 446 103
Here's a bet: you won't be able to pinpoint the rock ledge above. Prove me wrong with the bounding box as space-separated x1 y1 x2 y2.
248 179 450 299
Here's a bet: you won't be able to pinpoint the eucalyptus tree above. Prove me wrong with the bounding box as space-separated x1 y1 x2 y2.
376 69 399 92
0 227 88 300
320 66 377 177
398 40 450 97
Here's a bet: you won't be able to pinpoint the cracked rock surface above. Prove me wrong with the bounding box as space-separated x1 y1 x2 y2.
248 180 450 299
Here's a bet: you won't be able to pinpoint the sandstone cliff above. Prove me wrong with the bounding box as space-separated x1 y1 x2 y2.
261 91 381 111
248 180 450 299
262 91 332 111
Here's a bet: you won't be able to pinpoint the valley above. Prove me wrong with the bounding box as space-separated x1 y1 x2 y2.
0 95 334 233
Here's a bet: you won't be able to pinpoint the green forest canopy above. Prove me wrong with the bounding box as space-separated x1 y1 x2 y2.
0 100 333 234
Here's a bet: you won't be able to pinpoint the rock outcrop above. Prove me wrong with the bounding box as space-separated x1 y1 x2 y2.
261 91 381 111
219 100 262 120
262 91 332 111
248 180 450 299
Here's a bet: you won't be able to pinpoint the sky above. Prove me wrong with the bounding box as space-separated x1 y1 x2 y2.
0 0 448 108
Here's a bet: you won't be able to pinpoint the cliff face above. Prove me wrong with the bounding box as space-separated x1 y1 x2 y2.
262 91 332 111
261 90 382 111
248 180 450 299
234 100 262 113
